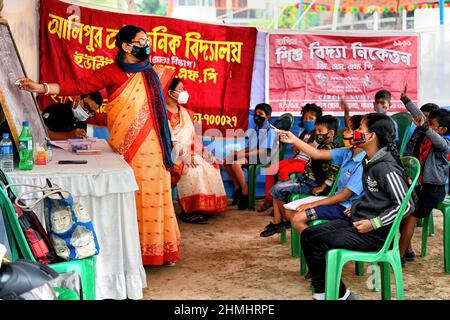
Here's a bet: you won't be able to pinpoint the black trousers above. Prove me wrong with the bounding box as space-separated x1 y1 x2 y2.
301 218 390 295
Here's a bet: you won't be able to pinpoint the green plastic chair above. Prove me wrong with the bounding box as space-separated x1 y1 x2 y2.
392 112 413 154
419 211 435 257
324 156 420 300
247 113 294 211
435 197 450 273
0 184 96 300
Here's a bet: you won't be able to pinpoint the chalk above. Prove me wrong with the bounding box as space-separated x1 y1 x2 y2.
14 80 21 86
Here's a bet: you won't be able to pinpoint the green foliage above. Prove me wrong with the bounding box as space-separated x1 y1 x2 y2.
251 5 319 30
138 0 167 16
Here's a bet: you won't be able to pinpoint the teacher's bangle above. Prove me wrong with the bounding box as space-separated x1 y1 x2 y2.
43 82 50 95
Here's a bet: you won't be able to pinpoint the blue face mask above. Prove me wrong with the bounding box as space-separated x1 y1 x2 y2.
303 121 315 133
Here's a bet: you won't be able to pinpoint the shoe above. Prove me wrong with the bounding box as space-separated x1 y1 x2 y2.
312 292 325 300
338 289 351 300
404 250 416 261
180 212 208 224
401 256 406 267
257 200 273 212
238 194 249 211
284 221 291 229
260 222 285 237
231 188 242 206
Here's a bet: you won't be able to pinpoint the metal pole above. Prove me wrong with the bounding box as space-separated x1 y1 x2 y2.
373 11 379 30
297 0 304 29
292 0 317 29
332 0 340 30
439 0 444 25
402 8 407 30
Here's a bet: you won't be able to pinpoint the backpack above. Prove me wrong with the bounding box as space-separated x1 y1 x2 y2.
0 170 58 265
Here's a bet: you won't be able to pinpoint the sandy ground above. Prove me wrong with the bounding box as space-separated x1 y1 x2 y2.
143 200 450 300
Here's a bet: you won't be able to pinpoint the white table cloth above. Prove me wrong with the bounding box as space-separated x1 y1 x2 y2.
8 139 147 300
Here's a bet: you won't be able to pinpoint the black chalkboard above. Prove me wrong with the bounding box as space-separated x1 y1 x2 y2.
0 19 48 149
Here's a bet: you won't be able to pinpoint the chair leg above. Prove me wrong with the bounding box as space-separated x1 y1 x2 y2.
355 261 365 276
421 214 430 257
280 228 286 244
429 211 435 236
291 226 299 257
380 262 392 300
247 166 256 211
324 253 342 300
444 209 450 274
80 258 96 300
371 263 380 292
391 260 405 300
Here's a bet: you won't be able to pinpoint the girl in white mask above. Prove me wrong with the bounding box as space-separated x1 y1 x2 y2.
166 78 227 224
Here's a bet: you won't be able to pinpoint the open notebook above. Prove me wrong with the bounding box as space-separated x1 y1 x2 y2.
283 196 328 211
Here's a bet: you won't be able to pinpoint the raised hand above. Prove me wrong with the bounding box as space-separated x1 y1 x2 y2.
277 129 296 144
401 83 408 100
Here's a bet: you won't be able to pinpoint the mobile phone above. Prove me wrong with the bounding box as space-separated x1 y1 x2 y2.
58 160 88 164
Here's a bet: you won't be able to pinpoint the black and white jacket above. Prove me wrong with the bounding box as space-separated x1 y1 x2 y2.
350 148 414 230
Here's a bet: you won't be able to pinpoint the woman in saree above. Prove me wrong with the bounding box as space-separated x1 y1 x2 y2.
166 78 227 224
17 25 180 266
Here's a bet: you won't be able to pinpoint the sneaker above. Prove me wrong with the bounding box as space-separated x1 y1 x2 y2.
257 200 273 212
404 250 416 262
238 194 249 211
231 188 242 206
260 222 285 237
338 289 351 300
284 221 291 229
312 292 325 300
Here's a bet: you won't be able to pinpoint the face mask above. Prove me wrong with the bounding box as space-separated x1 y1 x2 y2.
303 121 315 133
352 130 367 145
130 45 150 62
72 104 90 122
315 132 329 144
343 138 353 149
375 104 387 114
177 91 189 104
254 114 265 127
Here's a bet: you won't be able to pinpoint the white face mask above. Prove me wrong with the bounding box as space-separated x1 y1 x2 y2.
374 104 387 114
72 104 90 122
177 91 189 104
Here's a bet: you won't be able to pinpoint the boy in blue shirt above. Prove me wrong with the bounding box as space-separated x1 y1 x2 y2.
283 115 365 233
224 103 277 211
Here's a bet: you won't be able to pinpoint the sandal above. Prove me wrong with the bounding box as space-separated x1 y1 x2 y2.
180 212 208 224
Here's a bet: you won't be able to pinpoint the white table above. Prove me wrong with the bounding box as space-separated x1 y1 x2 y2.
8 139 147 300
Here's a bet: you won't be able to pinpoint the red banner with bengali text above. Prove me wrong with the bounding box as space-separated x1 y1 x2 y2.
267 32 418 115
39 0 257 133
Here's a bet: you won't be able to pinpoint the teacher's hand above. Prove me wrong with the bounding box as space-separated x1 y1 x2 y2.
71 129 88 139
16 77 45 94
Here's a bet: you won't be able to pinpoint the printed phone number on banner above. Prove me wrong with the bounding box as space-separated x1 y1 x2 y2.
194 113 237 127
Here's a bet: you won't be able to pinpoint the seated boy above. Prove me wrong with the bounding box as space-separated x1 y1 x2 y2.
284 114 365 233
257 103 322 212
224 103 277 211
373 89 399 142
399 85 450 264
260 115 339 237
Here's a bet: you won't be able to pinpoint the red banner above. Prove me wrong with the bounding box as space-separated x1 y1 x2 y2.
267 33 418 115
39 0 257 133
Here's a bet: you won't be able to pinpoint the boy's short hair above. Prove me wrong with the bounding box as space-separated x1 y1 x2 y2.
301 103 323 118
349 115 363 131
315 115 339 136
81 92 103 108
255 103 272 117
429 108 450 131
374 90 392 103
420 103 439 114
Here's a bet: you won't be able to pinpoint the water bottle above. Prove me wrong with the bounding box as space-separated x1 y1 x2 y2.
0 133 14 172
18 121 34 170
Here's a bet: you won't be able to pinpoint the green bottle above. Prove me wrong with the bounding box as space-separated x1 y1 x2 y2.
18 121 34 170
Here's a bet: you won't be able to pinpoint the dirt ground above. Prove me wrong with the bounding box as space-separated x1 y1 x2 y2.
143 200 450 300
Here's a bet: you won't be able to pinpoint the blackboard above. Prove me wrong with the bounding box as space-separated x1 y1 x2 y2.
0 19 48 149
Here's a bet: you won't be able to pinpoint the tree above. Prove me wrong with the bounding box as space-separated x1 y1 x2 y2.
138 0 167 16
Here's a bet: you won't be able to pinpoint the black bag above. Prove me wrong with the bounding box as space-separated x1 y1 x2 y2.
0 170 57 265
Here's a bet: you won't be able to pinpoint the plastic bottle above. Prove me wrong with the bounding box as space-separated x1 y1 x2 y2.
0 133 14 172
18 121 34 170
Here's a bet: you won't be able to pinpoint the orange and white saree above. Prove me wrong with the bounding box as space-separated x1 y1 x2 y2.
107 70 180 265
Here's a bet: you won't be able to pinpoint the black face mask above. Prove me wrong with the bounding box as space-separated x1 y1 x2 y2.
130 45 150 62
254 114 265 127
315 132 329 144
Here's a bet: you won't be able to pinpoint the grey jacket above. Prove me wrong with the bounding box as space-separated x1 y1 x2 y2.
403 99 450 186
351 148 414 230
